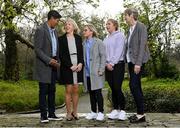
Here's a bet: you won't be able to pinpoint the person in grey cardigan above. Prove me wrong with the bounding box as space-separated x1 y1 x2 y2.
83 24 106 121
34 10 62 123
124 8 150 123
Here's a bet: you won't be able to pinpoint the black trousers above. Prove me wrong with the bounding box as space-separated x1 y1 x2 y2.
87 77 104 113
106 62 125 110
39 69 56 118
128 62 144 114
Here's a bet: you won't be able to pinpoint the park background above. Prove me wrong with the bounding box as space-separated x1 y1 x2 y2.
0 0 180 113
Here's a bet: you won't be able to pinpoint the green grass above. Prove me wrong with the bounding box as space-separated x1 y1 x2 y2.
0 80 67 112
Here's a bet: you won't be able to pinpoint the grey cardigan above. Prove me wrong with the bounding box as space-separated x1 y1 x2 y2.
126 21 150 66
83 37 106 91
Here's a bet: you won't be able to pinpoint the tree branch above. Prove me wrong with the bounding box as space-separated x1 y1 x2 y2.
15 33 34 49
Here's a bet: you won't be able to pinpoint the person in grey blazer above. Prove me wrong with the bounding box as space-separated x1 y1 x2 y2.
34 10 62 123
124 8 150 123
83 24 106 121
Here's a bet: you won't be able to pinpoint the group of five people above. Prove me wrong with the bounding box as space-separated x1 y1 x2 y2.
34 8 150 123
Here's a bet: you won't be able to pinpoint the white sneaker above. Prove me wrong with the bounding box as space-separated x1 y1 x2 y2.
118 110 127 120
86 112 97 120
96 112 104 121
107 109 119 119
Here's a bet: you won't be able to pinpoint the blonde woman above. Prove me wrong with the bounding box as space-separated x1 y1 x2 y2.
83 24 106 121
58 18 83 120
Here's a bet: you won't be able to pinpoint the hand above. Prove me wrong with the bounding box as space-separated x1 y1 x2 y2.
54 63 60 69
70 65 78 72
134 65 141 74
98 71 103 76
106 64 113 71
49 59 58 67
76 63 83 72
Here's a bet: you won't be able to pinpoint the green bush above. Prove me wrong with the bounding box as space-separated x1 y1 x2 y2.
156 63 180 80
155 56 180 79
107 78 180 113
0 80 65 112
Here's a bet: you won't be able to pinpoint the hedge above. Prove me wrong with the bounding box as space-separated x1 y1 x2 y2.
107 78 180 113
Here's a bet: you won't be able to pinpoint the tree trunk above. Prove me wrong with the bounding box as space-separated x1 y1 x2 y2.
3 29 19 81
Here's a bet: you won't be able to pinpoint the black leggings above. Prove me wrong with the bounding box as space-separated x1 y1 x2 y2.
87 77 104 113
106 62 125 110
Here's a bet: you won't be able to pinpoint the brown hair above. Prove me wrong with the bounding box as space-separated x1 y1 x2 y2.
107 19 119 31
124 8 138 21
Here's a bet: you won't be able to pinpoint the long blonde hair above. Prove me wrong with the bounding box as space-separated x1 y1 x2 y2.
84 24 98 37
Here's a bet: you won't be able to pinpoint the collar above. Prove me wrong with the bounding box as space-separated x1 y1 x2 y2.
47 23 55 32
86 37 93 43
108 30 119 36
130 21 137 31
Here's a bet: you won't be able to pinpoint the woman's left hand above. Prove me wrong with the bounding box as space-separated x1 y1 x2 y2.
76 63 83 72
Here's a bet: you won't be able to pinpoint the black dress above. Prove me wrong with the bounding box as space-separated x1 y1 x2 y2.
58 33 83 85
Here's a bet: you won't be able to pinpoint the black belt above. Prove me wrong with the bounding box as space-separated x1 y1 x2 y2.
118 60 124 63
70 53 77 55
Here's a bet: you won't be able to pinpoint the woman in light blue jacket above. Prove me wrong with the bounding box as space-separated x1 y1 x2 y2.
82 24 106 121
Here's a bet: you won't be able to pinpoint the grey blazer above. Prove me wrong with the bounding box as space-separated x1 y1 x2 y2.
33 22 59 83
126 21 150 66
83 38 106 91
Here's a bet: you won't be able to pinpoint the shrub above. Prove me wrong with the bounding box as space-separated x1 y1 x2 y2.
107 78 180 113
155 56 180 79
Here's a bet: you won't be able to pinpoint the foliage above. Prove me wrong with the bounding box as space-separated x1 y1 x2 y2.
88 15 108 40
154 56 179 79
0 80 65 112
107 78 180 113
0 0 100 81
0 80 84 112
119 0 180 79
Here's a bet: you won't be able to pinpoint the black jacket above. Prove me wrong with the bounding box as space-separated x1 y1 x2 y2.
58 33 83 84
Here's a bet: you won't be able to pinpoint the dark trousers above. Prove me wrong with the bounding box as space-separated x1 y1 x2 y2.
39 69 56 118
87 77 104 113
106 62 125 110
128 62 144 114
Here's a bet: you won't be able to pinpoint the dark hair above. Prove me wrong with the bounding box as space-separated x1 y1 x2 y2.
107 19 119 31
124 8 138 21
48 10 61 20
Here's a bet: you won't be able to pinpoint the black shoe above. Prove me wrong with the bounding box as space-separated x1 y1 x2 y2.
129 115 146 123
40 116 49 123
48 114 63 121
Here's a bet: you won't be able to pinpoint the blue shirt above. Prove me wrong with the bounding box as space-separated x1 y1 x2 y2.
47 24 57 57
85 38 94 77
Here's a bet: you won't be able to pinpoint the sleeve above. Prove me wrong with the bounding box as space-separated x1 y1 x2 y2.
34 28 51 65
59 36 73 68
135 25 147 66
